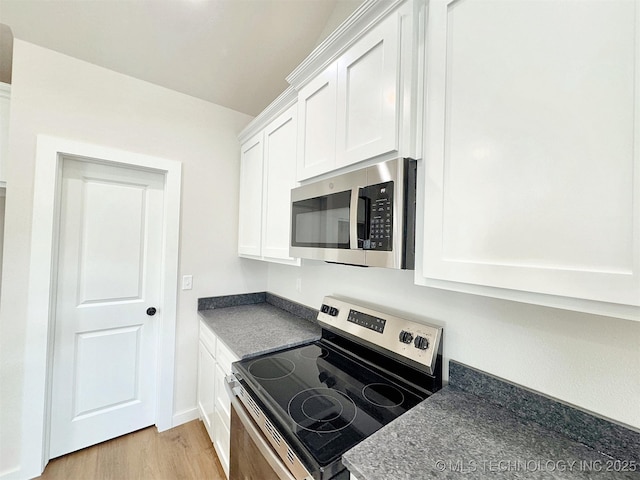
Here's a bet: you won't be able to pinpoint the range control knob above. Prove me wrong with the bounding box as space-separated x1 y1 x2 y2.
414 336 429 350
399 330 413 344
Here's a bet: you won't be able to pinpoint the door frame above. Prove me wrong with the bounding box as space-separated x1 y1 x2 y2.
20 135 182 478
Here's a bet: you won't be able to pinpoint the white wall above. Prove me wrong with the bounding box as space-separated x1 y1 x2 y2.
0 40 268 477
268 261 640 430
0 193 5 281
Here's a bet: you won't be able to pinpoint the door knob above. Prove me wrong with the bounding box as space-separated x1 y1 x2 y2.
146 307 157 316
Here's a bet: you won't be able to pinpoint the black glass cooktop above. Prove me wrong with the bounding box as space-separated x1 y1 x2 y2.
233 340 430 469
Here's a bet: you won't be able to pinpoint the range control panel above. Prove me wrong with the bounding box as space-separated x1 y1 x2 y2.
347 310 386 333
318 296 442 375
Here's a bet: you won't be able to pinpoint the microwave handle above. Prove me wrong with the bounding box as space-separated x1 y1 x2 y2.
349 187 360 249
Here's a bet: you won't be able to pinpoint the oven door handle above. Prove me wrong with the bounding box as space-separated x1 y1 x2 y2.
225 376 306 480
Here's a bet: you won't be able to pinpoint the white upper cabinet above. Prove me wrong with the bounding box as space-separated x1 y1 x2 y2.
420 0 640 313
238 133 264 257
294 0 422 181
238 90 300 265
262 104 299 263
335 12 399 168
0 82 10 185
297 64 337 180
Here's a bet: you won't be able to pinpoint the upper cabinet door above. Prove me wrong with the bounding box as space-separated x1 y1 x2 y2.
262 104 299 262
336 12 400 168
294 1 420 181
422 0 640 306
297 64 338 180
238 133 264 257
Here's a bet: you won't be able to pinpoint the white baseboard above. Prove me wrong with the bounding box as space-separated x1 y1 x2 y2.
170 407 200 429
0 467 21 480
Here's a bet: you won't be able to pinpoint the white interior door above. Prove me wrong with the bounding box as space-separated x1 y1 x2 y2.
49 157 165 458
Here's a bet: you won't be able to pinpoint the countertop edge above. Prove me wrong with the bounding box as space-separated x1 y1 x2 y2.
197 299 321 360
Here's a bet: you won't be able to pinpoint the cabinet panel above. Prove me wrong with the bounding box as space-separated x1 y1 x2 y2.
336 13 399 167
213 408 231 479
422 0 640 306
295 2 419 180
199 322 217 357
214 362 231 431
197 340 216 441
263 105 299 261
297 64 337 180
198 322 238 478
215 338 238 376
238 134 264 257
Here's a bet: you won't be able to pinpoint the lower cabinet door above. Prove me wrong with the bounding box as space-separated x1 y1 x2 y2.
214 363 231 431
197 341 215 442
213 408 231 479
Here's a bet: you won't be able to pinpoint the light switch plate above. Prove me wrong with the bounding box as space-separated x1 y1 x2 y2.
182 275 193 290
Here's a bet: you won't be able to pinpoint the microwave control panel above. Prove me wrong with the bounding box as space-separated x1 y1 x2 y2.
362 181 393 251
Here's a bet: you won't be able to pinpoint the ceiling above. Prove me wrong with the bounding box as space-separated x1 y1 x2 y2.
0 0 362 116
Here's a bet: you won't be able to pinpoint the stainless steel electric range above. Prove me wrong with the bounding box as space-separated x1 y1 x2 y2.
226 296 443 480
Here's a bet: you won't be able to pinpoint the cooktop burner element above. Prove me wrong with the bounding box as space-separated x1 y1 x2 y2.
247 356 295 380
298 344 329 359
231 296 443 480
362 383 405 408
289 388 356 433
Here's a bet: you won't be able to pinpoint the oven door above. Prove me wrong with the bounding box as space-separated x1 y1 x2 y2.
226 377 314 480
230 405 293 480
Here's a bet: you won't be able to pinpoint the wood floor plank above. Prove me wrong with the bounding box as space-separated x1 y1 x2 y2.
36 420 226 480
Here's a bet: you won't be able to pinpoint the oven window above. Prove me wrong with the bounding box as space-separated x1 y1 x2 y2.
292 190 351 248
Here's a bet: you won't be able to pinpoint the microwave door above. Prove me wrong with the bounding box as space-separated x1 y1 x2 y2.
290 190 366 265
291 190 351 249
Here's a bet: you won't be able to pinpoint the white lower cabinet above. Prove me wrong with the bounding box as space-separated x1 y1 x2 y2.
197 321 239 478
197 340 216 440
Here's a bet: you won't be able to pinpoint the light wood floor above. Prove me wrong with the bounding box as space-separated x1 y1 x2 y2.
36 420 227 480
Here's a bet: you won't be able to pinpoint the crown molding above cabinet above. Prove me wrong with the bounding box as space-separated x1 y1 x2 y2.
286 0 406 90
238 87 297 144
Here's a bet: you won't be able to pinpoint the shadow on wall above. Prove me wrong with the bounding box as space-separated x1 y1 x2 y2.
0 23 13 84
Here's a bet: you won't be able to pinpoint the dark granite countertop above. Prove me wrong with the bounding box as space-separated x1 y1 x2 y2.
197 294 639 480
198 295 321 359
343 362 640 480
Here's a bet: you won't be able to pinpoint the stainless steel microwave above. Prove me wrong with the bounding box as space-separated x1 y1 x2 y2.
290 158 417 269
